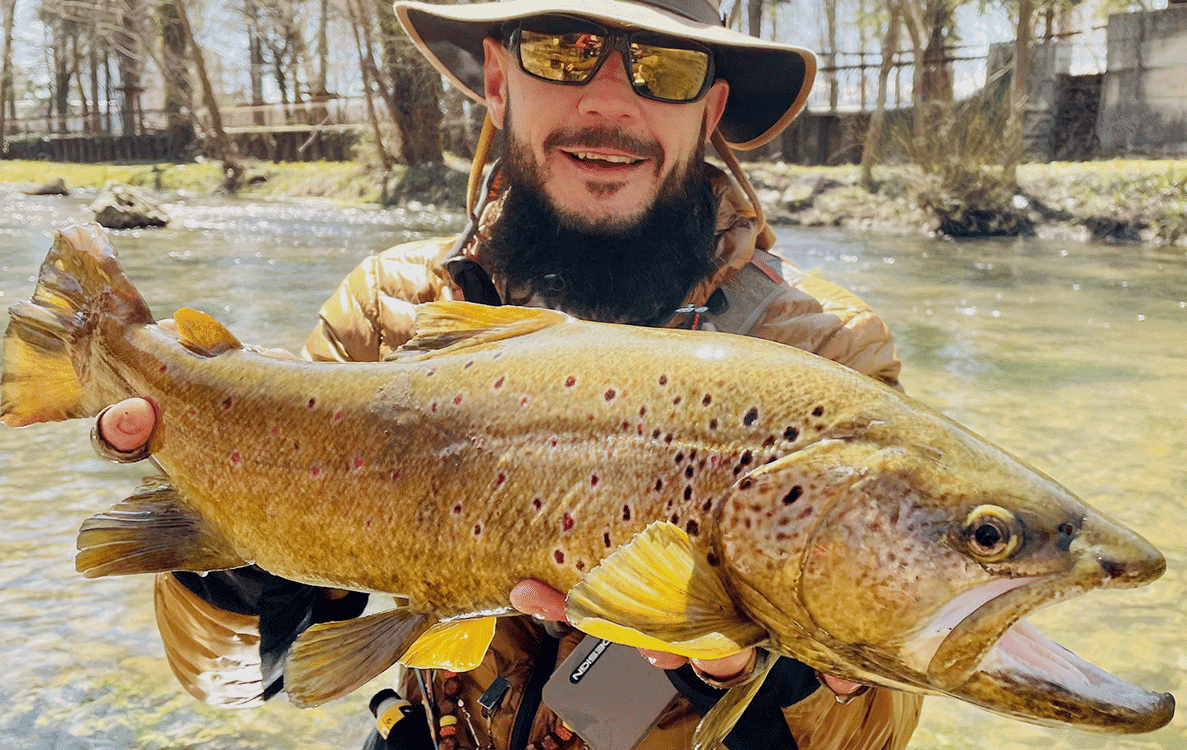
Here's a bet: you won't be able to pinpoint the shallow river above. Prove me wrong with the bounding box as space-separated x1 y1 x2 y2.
0 183 1183 749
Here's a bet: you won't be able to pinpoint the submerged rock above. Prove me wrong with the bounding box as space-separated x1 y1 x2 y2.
89 184 170 229
23 178 69 196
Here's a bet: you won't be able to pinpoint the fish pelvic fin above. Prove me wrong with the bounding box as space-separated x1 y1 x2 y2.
173 307 243 356
693 654 777 750
567 521 766 660
285 608 433 707
76 477 246 578
1 223 154 426
402 300 569 354
400 617 498 672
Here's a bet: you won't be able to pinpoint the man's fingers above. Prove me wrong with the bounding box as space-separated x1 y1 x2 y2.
639 649 687 669
509 578 569 622
98 398 156 452
819 673 864 696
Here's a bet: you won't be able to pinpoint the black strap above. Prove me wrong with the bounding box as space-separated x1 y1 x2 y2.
509 632 561 750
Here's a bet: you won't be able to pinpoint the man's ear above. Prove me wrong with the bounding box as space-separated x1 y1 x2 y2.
483 37 509 129
702 80 730 142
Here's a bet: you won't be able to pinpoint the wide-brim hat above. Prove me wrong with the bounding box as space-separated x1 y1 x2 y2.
394 0 816 150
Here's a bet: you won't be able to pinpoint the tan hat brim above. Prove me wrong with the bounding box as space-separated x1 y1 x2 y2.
395 0 815 149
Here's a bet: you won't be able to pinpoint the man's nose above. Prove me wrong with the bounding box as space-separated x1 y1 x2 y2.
575 50 644 120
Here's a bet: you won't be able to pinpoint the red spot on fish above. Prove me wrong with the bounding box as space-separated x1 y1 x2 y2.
496 473 507 487
702 394 713 406
453 393 464 406
366 519 372 528
307 398 316 409
554 550 565 564
230 450 241 465
562 513 575 531
494 376 505 389
310 465 322 478
222 398 232 410
621 421 630 431
549 437 559 448
576 560 586 571
430 402 439 413
271 425 282 436
604 389 616 401
590 475 600 487
639 406 647 416
673 396 682 405
763 435 777 447
353 456 366 469
637 424 644 435
464 360 474 369
532 498 543 510
187 407 197 417
453 504 463 514
473 523 482 536
293 441 301 451
658 375 668 385
392 471 401 481
333 410 343 422
520 396 529 407
159 364 167 373
565 376 577 387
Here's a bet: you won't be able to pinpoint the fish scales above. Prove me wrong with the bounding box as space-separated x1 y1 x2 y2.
1 225 1174 740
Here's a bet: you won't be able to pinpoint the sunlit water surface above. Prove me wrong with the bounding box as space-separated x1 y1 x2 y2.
0 183 1183 749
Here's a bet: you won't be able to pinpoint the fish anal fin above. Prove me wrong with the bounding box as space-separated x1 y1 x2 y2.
285 608 432 707
693 655 778 750
173 307 242 356
400 617 498 671
76 478 246 578
567 521 766 660
403 301 569 354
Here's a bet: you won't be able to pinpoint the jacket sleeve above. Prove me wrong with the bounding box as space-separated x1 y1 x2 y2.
302 237 457 363
749 271 903 390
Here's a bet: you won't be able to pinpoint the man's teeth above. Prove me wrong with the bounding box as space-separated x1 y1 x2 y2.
571 152 640 164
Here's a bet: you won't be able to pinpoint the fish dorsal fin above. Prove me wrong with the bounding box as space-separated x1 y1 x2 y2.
693 654 778 750
566 521 767 660
173 307 243 356
285 608 433 707
76 477 247 578
403 301 569 353
400 616 498 671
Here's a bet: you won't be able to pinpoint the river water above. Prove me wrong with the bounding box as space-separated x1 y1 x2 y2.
0 183 1182 749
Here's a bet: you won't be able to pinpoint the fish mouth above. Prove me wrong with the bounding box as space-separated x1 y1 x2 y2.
909 534 1174 732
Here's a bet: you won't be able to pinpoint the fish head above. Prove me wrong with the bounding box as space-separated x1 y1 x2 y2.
715 407 1174 733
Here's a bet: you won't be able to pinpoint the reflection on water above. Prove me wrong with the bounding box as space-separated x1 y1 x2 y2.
0 184 1182 748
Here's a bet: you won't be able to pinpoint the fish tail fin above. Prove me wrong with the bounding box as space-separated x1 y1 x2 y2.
2 223 154 426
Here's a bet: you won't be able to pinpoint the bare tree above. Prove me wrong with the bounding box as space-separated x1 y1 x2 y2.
861 4 900 188
0 0 14 147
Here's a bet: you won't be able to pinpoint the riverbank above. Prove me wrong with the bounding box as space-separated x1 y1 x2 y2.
2 158 1185 247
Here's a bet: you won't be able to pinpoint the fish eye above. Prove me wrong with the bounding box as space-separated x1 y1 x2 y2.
963 505 1021 563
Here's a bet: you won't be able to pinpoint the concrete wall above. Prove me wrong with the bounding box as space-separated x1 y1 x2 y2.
1099 5 1187 156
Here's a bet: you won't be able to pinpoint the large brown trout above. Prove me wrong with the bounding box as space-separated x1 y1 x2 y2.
1 225 1175 746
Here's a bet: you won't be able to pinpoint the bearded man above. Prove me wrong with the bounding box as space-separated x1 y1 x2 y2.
95 1 922 748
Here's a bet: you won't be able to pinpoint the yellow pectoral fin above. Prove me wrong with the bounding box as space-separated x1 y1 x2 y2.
566 521 766 659
400 616 498 671
173 307 242 356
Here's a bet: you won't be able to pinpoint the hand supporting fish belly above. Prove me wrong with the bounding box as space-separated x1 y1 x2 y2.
1 224 1175 745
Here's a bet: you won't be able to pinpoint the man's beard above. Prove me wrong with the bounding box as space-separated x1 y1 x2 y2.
484 121 718 326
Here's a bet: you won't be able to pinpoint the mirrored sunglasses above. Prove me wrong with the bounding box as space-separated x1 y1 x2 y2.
505 15 716 104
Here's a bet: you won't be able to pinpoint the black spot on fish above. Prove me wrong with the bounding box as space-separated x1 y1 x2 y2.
622 504 632 521
675 452 685 463
604 389 616 401
576 560 586 571
709 419 718 430
684 465 694 479
739 477 754 490
686 519 699 536
532 497 543 510
307 398 316 409
562 513 575 531
639 406 647 417
670 513 680 524
554 550 565 564
762 435 777 448
740 450 753 466
464 360 475 369
222 398 233 410
683 485 693 500
603 532 612 548
652 429 662 439
702 394 712 406
654 479 663 492
707 551 720 567
783 486 804 505
701 498 713 513
621 421 631 431
673 395 682 405
591 474 600 487
784 426 799 441
453 504 463 514
812 406 825 417
744 407 759 426
664 433 674 444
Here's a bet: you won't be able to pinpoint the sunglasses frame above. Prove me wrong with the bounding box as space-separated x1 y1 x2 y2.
504 15 717 104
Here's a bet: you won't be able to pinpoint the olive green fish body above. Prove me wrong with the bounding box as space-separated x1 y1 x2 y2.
2 225 1174 739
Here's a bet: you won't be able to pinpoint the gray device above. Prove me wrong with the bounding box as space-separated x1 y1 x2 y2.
542 637 681 750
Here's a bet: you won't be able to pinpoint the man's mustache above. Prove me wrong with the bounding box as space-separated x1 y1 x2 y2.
544 127 664 169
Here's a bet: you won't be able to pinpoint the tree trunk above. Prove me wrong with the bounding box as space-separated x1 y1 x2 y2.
246 0 265 125
377 0 442 165
173 0 241 188
919 0 952 103
345 0 392 169
824 0 838 111
157 0 192 154
862 7 900 190
747 0 763 37
0 0 15 148
1006 0 1033 185
115 0 142 137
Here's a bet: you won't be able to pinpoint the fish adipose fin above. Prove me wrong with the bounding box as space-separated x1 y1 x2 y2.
76 477 247 578
693 655 778 750
285 608 433 707
400 616 498 671
173 307 243 356
567 522 766 660
1 223 154 426
402 300 569 353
